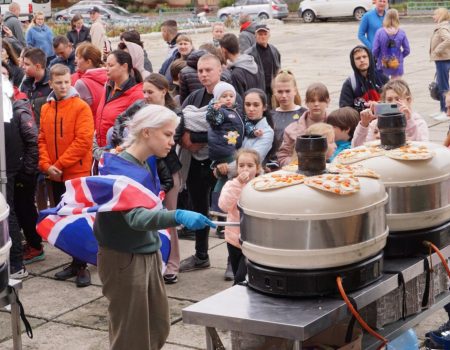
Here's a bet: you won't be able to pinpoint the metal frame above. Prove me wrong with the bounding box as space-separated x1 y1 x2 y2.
183 245 450 349
0 279 23 350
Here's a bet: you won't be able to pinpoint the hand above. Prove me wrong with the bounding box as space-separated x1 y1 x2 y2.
47 165 62 181
254 129 263 137
397 100 411 120
213 102 221 110
360 108 377 128
175 210 216 230
2 26 13 38
216 163 228 176
237 171 250 184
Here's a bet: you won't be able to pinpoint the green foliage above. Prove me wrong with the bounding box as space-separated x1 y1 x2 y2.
219 0 234 8
288 2 298 12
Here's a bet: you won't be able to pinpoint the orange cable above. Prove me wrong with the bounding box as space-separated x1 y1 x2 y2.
336 276 388 350
423 241 450 279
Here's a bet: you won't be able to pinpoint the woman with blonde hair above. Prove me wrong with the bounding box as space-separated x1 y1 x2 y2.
26 12 55 65
372 9 410 79
430 7 450 120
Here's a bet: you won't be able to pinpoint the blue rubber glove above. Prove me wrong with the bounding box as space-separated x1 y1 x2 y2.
175 210 217 230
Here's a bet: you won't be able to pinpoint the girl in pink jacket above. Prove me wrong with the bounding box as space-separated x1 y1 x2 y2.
218 149 261 284
352 79 429 147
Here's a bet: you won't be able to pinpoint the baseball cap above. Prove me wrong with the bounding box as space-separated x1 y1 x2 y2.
89 6 100 14
255 24 270 33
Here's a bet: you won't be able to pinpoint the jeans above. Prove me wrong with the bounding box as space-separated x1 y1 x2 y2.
227 243 247 285
186 158 216 259
435 60 450 111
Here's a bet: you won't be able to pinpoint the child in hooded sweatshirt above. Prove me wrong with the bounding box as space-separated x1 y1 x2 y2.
352 79 429 147
206 82 244 190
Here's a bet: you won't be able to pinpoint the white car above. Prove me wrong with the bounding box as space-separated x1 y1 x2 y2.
298 0 373 23
218 0 289 21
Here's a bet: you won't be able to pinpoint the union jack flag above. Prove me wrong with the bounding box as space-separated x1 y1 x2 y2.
37 153 171 269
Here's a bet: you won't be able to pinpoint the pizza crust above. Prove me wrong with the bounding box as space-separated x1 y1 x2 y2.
304 174 361 195
327 164 380 179
385 145 434 161
335 146 385 164
251 172 306 191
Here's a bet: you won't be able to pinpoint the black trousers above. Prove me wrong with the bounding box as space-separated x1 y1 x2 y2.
7 176 23 268
15 174 41 249
186 158 216 259
50 180 86 268
227 243 247 285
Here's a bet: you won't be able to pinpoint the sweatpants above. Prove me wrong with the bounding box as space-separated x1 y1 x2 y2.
164 171 181 275
98 247 170 350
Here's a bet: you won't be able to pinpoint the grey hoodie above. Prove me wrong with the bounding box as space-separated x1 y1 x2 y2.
229 54 265 98
3 11 26 47
230 54 258 75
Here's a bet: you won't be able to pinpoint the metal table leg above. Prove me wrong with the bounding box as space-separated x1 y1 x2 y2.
10 287 22 350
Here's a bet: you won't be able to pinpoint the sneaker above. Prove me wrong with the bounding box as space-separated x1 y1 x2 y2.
76 267 91 288
23 246 45 265
433 112 450 122
10 265 29 279
55 264 78 280
426 320 450 339
163 274 178 284
216 227 225 239
224 261 234 281
179 255 210 272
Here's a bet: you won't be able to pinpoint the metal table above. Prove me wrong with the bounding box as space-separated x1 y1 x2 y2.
0 279 23 350
183 245 450 349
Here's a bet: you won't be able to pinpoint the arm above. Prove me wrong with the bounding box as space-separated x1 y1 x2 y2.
351 122 370 147
157 158 174 193
402 33 411 58
434 28 450 56
179 71 189 104
92 133 106 161
38 113 52 173
122 207 177 231
405 113 429 142
277 127 295 167
218 178 245 213
54 105 94 169
74 80 93 106
252 128 274 161
339 79 355 108
357 14 371 49
205 101 225 127
372 30 381 61
90 24 103 50
18 106 38 174
26 29 34 48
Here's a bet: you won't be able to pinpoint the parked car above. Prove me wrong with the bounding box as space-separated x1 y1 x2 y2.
54 3 146 24
217 0 289 21
298 0 373 23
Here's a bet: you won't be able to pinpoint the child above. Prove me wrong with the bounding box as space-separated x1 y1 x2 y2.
372 9 410 79
269 70 307 163
352 79 429 147
206 82 244 188
219 148 261 284
38 64 94 287
326 107 360 161
304 123 337 161
277 82 330 166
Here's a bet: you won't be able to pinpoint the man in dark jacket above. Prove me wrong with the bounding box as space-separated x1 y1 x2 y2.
238 14 256 53
161 20 180 59
3 2 26 47
245 24 281 107
49 36 76 73
339 45 389 111
219 33 264 99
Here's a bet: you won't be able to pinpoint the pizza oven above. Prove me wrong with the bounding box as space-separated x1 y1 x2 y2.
346 112 450 257
238 135 388 297
0 192 11 293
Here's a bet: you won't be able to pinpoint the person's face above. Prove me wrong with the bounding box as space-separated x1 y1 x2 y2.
375 0 388 13
274 81 297 108
325 133 337 160
75 54 92 73
35 15 45 26
23 58 40 78
244 92 265 120
89 12 99 21
237 153 259 180
177 40 192 57
333 126 350 142
143 120 177 158
353 50 369 72
306 97 329 121
50 73 71 99
255 30 270 47
384 89 411 107
74 19 83 30
1 66 9 79
161 26 170 42
143 81 166 106
106 54 128 82
12 6 20 16
55 43 72 60
218 91 235 108
446 95 450 117
197 58 222 91
212 25 224 40
1 48 8 61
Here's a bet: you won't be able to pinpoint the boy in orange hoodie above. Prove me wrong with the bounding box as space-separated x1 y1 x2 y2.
38 63 94 287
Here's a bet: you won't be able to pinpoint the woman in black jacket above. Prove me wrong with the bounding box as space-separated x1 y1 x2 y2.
1 41 23 87
66 14 91 48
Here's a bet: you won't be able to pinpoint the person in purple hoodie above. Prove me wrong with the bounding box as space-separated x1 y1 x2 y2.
372 9 410 78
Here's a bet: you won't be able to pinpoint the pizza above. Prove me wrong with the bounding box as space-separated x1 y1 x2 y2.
335 146 385 164
327 163 380 179
385 144 434 161
304 174 360 195
252 172 306 191
281 164 299 173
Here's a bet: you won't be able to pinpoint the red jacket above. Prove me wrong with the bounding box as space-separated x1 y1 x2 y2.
95 80 143 147
73 68 108 117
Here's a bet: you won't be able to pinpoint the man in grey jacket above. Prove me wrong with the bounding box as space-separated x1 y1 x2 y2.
238 14 256 53
3 2 26 47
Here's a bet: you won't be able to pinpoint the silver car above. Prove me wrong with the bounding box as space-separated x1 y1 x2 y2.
217 0 289 21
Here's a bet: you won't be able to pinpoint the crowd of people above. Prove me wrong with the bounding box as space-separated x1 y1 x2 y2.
1 0 450 348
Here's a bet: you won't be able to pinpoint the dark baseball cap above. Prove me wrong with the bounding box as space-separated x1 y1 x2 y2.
255 24 270 33
89 6 100 14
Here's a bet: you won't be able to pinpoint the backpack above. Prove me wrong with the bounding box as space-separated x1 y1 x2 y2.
382 34 400 69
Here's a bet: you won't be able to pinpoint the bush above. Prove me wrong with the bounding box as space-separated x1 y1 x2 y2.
219 0 234 8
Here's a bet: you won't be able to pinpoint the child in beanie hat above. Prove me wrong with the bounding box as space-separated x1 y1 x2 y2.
213 82 236 107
